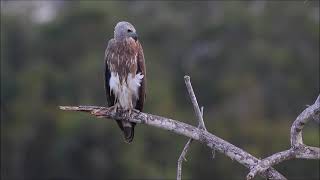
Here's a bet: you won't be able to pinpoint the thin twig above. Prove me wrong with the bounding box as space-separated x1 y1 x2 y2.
184 76 207 131
177 138 193 180
177 76 206 180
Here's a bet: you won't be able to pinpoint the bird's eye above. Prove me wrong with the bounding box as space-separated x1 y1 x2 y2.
127 29 132 33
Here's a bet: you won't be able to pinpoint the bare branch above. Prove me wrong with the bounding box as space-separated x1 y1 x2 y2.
177 76 206 180
60 79 319 180
247 150 294 180
246 95 320 180
184 76 207 131
59 105 285 179
291 95 320 147
247 146 320 180
177 138 193 180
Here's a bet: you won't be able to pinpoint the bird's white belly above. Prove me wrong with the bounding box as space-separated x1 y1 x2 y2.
109 72 144 109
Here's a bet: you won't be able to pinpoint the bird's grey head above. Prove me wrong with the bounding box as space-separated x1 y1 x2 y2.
114 21 138 42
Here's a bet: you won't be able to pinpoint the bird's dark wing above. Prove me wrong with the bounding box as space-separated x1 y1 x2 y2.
104 39 124 132
135 41 146 111
104 39 115 107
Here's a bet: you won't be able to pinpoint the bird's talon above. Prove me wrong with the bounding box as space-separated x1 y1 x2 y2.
108 106 118 113
126 109 132 120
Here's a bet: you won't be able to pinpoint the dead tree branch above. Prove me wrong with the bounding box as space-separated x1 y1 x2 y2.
59 76 319 180
246 95 320 179
184 76 207 131
177 137 194 180
177 76 206 180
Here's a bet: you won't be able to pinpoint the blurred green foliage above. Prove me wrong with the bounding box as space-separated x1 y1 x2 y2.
1 1 319 180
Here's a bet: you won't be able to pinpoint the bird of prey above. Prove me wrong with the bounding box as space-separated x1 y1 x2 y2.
104 21 146 143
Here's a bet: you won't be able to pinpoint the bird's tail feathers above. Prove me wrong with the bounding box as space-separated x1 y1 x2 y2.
123 122 134 143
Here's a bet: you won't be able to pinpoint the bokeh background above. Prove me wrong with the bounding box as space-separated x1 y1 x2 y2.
1 1 319 180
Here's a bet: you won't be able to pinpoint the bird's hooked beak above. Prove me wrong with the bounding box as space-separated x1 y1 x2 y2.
130 32 138 42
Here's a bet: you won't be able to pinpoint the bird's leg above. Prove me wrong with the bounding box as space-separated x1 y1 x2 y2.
108 105 118 114
123 109 140 121
125 109 132 120
114 107 128 119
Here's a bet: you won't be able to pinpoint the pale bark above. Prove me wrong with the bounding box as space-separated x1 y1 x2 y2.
246 95 320 179
59 76 319 180
177 76 206 180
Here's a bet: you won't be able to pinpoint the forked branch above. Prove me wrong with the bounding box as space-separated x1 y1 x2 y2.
177 76 206 180
246 95 320 179
59 76 319 180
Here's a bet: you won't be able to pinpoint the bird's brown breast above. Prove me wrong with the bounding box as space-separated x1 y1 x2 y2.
107 39 139 83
